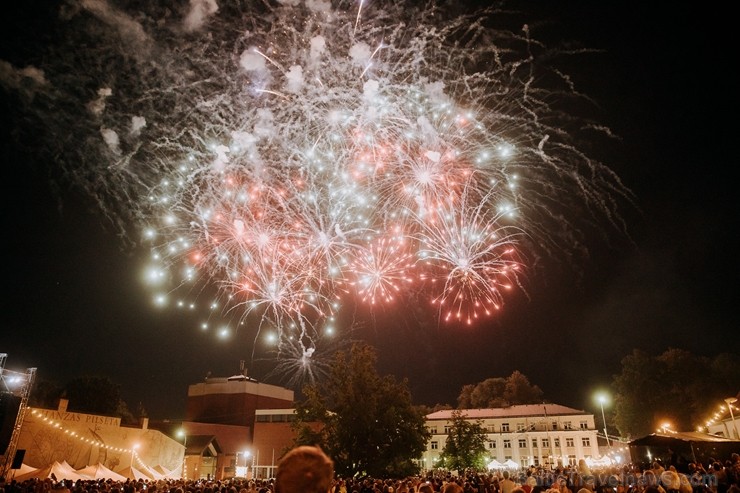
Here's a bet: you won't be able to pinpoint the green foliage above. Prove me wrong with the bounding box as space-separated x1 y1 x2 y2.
439 410 488 472
613 348 740 438
457 371 543 408
293 342 431 478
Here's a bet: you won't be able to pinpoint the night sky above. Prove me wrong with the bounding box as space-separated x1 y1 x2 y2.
1 1 736 421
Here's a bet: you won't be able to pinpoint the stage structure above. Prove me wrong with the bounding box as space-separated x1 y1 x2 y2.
0 353 37 479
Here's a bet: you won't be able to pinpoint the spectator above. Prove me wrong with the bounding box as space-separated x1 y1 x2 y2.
274 445 334 493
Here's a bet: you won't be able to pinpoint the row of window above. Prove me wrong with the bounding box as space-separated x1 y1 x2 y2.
430 420 588 435
429 437 590 450
255 414 297 422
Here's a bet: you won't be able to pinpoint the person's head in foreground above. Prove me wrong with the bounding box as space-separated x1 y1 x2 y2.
275 445 335 493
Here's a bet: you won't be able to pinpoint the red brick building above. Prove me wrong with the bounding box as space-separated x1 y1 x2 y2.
183 372 297 480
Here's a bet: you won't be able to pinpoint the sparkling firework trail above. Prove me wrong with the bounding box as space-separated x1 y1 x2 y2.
1 0 633 383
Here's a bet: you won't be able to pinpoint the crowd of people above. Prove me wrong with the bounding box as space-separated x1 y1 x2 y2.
2 448 740 493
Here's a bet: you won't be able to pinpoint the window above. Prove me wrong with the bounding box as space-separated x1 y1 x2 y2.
554 438 560 447
568 455 576 466
488 425 496 433
502 423 510 432
542 439 549 448
566 438 574 447
428 426 437 434
582 437 591 447
431 441 438 450
518 439 527 448
256 415 270 422
504 439 511 448
517 423 525 432
564 421 573 430
489 441 496 449
579 421 588 430
444 426 452 434
532 438 538 447
534 458 540 466
552 421 558 430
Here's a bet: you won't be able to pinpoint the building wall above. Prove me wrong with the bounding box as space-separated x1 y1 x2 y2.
16 406 183 475
422 407 600 471
186 378 294 435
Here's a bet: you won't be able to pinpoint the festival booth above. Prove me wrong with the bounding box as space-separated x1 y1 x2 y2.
8 463 37 479
13 461 87 481
77 463 128 481
629 431 740 467
153 464 180 479
118 465 152 481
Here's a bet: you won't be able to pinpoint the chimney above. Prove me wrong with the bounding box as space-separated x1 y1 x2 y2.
141 417 149 430
58 398 69 412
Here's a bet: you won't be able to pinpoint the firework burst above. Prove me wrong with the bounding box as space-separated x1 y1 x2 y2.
2 0 633 382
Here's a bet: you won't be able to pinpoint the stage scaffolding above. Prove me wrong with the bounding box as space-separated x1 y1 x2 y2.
0 353 36 480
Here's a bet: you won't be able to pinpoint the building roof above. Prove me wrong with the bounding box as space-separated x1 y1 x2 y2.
184 435 222 456
426 404 587 420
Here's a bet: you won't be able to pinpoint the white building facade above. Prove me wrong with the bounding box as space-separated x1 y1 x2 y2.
422 404 600 471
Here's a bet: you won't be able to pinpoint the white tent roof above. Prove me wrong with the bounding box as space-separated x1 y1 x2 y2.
153 465 179 479
14 461 87 481
139 464 165 480
77 463 128 481
117 465 151 481
488 459 505 470
503 459 519 469
9 463 38 479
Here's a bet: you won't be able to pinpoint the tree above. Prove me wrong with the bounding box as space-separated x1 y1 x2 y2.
293 342 431 478
63 376 136 424
29 378 63 408
439 410 488 472
613 348 740 438
457 371 544 408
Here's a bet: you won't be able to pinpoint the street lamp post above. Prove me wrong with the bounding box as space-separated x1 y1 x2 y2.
596 394 610 447
177 429 188 479
725 397 739 439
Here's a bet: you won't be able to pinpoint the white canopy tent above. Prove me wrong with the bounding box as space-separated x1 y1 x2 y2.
117 465 151 481
14 461 87 481
76 463 128 481
9 463 37 479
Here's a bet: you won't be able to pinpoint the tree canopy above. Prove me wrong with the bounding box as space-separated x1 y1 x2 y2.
457 371 544 408
293 342 431 478
612 348 740 438
30 375 137 424
439 410 488 472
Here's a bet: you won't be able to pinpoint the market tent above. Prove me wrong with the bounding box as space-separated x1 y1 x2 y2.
487 459 504 470
153 465 179 479
9 463 38 479
117 465 151 481
14 461 87 481
77 463 128 481
138 464 165 480
629 431 740 466
503 459 519 469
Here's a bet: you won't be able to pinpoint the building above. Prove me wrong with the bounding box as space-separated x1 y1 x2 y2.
182 371 296 480
422 404 600 471
13 399 183 478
